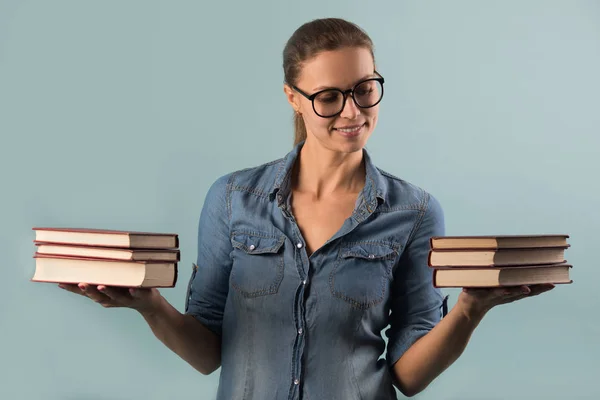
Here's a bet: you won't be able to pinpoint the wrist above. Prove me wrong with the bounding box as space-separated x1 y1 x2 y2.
455 296 489 324
137 292 166 319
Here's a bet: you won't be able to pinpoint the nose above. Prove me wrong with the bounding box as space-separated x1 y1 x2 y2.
339 93 361 119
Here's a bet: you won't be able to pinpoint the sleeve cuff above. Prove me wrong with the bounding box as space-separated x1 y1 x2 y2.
387 328 431 367
185 310 223 337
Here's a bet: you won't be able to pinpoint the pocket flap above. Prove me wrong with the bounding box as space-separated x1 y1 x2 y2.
231 232 285 254
341 242 398 260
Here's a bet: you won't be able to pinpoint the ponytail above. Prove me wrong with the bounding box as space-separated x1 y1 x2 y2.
293 112 307 146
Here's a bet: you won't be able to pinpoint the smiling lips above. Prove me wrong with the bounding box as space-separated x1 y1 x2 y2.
334 123 366 137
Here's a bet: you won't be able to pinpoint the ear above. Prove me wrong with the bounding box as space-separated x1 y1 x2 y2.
284 84 301 114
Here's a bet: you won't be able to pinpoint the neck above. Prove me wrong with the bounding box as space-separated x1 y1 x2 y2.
293 139 366 199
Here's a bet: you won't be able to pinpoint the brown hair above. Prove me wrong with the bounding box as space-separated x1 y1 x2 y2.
283 18 375 146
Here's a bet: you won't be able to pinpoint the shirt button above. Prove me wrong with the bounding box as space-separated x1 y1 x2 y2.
294 379 300 385
249 244 256 251
296 242 303 249
298 328 303 335
368 254 375 259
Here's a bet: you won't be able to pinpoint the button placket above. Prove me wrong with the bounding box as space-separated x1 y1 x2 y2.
282 206 310 397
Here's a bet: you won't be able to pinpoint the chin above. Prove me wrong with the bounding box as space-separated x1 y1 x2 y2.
335 134 370 154
338 141 366 154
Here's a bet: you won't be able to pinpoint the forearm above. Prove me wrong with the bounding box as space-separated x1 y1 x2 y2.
393 303 485 397
140 296 221 375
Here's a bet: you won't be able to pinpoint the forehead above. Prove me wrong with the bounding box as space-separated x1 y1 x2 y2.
298 47 375 91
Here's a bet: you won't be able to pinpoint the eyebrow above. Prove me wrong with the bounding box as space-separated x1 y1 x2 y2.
311 73 376 92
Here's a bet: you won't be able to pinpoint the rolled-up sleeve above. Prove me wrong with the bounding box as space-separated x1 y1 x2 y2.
386 192 446 366
185 173 233 337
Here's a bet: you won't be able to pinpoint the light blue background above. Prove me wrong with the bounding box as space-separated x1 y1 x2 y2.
2 1 599 399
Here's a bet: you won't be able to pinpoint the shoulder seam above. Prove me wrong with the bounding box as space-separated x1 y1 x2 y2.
376 167 405 183
226 157 284 200
226 172 235 224
230 157 284 177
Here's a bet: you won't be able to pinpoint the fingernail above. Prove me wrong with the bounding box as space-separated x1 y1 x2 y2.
78 284 86 291
97 286 105 292
522 287 531 294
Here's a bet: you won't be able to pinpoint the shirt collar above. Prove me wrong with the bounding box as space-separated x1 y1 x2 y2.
270 141 387 213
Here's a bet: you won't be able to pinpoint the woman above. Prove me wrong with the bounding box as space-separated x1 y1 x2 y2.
60 18 554 399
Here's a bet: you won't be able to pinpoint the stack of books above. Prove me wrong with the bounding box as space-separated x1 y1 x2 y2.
428 234 573 288
31 227 179 288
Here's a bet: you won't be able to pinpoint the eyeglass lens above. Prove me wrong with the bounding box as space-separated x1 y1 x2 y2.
313 79 383 117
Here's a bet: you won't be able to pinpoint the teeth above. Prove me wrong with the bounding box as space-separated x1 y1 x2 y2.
337 125 362 133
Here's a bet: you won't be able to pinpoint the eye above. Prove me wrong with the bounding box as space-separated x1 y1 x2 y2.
355 80 376 95
316 90 341 104
355 87 373 96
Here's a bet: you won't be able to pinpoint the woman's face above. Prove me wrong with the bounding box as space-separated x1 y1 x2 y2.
285 46 381 154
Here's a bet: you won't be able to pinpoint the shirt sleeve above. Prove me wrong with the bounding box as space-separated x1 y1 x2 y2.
184 173 233 337
385 191 447 366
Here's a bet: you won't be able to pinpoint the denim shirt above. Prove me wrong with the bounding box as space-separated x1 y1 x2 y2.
185 142 447 400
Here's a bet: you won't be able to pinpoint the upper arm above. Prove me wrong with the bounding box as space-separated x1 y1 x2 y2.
385 192 447 366
185 173 234 337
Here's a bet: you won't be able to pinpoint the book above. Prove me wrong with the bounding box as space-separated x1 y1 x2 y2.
430 234 569 250
31 254 178 288
35 242 180 262
433 263 573 288
32 227 179 249
428 247 568 267
428 233 573 288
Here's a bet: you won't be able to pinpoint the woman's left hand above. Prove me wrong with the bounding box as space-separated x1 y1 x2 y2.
456 284 556 321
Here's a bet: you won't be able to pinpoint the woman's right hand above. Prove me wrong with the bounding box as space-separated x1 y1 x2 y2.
58 283 164 315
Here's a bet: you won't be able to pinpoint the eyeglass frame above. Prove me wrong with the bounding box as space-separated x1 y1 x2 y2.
288 71 385 118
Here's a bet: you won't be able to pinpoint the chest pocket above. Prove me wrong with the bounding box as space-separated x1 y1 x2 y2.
230 231 285 298
329 241 399 310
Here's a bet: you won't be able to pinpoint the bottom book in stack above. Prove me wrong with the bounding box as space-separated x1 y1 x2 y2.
32 254 179 288
31 227 179 288
427 234 573 288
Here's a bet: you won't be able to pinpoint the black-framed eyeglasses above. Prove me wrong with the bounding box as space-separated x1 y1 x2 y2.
289 71 384 118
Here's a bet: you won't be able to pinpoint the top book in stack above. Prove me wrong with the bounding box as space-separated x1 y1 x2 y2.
33 227 179 249
31 227 179 288
430 234 569 251
428 234 573 288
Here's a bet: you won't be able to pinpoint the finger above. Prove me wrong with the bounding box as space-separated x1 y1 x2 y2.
503 284 554 298
527 284 555 296
463 287 505 299
464 286 531 303
498 285 555 305
98 285 133 305
501 286 532 296
58 283 86 296
78 283 112 304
